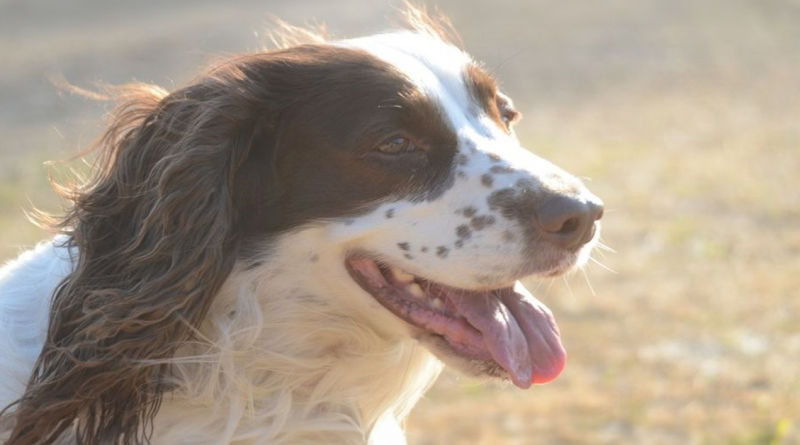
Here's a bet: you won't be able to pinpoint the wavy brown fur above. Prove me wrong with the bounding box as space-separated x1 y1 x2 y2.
3 59 277 445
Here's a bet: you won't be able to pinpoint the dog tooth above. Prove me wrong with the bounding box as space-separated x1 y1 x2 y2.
392 268 415 284
407 283 425 299
430 298 443 310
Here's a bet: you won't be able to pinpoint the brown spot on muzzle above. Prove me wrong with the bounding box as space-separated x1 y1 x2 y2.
460 206 477 217
487 188 535 221
490 165 515 174
470 215 496 230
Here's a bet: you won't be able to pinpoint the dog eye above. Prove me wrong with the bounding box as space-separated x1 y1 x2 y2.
500 107 520 129
496 94 521 130
376 136 416 154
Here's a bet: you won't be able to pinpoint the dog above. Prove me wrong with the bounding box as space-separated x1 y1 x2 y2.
0 8 603 445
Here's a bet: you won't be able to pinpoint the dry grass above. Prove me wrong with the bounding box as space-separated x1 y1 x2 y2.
1 0 799 443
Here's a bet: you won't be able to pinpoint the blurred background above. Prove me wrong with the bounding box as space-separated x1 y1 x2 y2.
1 0 798 443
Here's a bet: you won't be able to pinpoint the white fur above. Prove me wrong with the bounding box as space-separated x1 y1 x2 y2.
0 236 74 408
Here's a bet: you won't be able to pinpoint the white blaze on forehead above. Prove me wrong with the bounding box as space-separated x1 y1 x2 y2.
341 32 519 148
340 31 474 123
339 32 581 197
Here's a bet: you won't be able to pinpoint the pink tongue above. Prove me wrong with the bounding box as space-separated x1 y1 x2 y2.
451 282 566 388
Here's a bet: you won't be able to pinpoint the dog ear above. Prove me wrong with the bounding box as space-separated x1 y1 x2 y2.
3 61 277 445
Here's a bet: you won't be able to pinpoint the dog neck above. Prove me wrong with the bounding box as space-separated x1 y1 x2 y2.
155 228 444 444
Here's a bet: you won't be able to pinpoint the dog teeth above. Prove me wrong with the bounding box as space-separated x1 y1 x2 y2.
407 283 424 299
430 298 443 310
391 267 415 284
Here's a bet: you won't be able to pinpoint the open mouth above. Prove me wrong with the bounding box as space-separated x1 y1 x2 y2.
346 256 567 389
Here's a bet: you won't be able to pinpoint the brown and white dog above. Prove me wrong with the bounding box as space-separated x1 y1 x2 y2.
0 9 603 445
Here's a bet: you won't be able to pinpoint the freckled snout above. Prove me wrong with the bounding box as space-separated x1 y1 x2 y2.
535 194 604 250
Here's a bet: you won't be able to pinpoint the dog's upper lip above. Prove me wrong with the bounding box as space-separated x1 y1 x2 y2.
345 256 567 387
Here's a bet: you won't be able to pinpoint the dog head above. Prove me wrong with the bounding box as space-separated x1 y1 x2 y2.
8 10 602 445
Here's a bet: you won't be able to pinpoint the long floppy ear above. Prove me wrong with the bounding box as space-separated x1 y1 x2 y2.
3 61 275 445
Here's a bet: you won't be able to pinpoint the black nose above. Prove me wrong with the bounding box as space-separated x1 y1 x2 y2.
535 195 604 249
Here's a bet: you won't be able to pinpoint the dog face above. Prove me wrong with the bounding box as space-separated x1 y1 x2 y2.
340 32 602 282
237 32 603 388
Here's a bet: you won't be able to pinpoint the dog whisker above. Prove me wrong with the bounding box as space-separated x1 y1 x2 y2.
589 256 618 274
580 267 596 297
